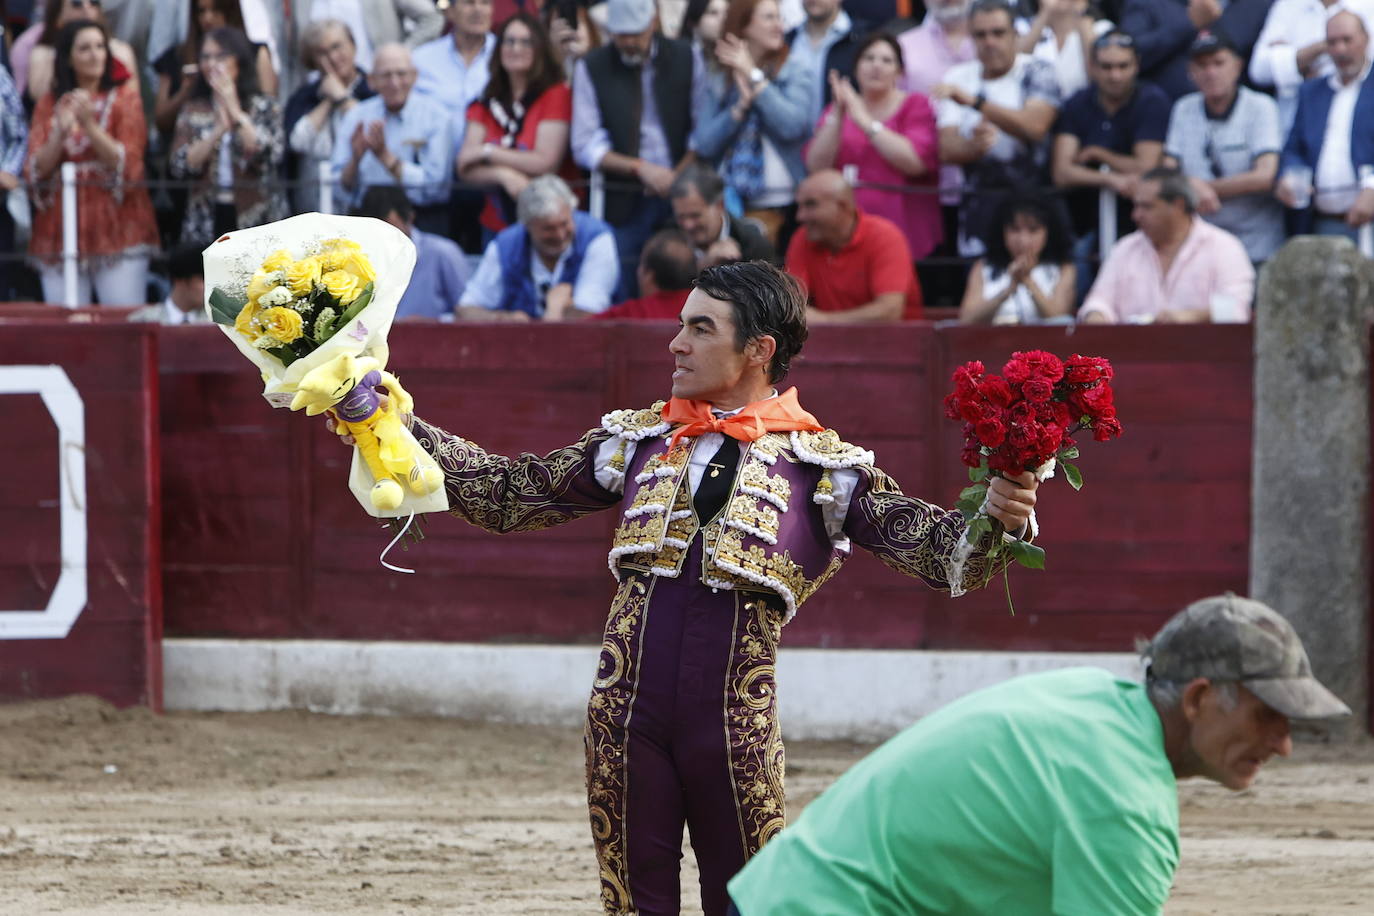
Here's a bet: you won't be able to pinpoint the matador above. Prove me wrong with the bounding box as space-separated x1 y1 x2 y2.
396 262 1040 915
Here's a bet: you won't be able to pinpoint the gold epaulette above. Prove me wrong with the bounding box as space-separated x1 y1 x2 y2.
600 401 672 442
789 428 876 470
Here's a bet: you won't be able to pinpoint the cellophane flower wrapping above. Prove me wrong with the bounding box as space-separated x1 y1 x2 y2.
203 212 448 518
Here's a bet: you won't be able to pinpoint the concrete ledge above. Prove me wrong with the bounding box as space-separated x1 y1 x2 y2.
164 639 1141 742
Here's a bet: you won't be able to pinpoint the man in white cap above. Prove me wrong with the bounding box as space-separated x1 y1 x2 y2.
727 592 1350 915
571 0 705 299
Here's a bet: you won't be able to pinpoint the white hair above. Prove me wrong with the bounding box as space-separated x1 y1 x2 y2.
517 175 578 225
1146 678 1239 712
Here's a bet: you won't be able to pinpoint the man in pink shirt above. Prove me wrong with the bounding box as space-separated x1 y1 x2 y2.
896 0 976 96
1080 167 1255 324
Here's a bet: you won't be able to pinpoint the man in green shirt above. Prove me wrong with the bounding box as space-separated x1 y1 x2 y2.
727 593 1351 915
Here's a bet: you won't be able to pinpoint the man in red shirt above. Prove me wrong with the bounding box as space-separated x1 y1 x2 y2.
785 170 924 322
595 229 698 320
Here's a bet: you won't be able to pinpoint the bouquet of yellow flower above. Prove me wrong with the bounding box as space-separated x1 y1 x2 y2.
204 213 447 521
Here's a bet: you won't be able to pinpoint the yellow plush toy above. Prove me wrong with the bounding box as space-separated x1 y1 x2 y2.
289 352 443 511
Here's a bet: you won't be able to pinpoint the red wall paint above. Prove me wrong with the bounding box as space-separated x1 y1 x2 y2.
152 322 1252 653
0 325 162 709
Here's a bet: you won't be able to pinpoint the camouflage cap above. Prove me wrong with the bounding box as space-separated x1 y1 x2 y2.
1142 593 1351 719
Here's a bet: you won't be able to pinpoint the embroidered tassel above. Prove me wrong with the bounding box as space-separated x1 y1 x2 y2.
813 468 835 505
609 440 627 474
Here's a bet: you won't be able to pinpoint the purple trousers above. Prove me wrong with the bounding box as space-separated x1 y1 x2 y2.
586 536 786 916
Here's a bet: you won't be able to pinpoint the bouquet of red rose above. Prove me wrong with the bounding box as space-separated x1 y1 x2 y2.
943 350 1121 583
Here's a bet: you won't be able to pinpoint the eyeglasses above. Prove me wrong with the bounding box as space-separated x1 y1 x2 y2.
1094 32 1136 50
69 0 101 7
199 50 233 63
502 36 534 48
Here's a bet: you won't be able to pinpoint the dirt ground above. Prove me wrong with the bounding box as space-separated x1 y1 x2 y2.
0 697 1371 915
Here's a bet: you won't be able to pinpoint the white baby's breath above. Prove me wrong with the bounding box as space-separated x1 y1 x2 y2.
258 285 294 307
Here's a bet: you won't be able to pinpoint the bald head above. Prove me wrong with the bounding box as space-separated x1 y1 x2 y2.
1329 9 1371 82
796 170 858 250
370 43 417 108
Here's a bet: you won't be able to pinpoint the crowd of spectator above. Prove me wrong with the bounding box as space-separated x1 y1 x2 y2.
0 0 1369 327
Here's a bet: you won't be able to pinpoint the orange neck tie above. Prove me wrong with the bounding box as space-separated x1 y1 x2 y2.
661 387 824 447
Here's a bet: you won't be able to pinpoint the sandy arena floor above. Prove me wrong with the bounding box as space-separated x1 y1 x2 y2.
0 696 1371 915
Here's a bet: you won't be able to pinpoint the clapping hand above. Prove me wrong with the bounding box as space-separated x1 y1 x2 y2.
930 81 976 109
716 34 757 77
826 70 850 118
350 121 369 160
67 89 96 128
52 93 78 135
366 120 388 156
1008 254 1033 286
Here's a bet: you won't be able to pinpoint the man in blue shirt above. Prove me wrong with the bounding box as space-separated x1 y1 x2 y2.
357 184 471 320
330 43 453 229
457 175 621 320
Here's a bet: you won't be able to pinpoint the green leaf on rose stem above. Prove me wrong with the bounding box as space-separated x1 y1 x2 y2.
331 282 375 336
266 345 298 367
1058 446 1080 461
959 484 988 504
1061 459 1083 491
957 497 984 519
968 465 989 483
208 287 247 326
1006 538 1046 570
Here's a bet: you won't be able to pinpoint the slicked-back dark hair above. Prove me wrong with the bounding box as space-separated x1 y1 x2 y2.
693 261 808 384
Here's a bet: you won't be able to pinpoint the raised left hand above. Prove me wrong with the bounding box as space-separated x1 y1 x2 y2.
715 34 756 76
986 470 1037 532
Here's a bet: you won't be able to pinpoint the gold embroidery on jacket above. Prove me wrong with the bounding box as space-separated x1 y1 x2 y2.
726 596 787 855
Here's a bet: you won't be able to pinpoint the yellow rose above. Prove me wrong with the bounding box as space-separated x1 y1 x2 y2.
343 251 376 285
261 249 294 273
285 258 322 297
321 269 361 305
320 237 361 252
258 306 304 344
234 301 260 339
245 270 276 304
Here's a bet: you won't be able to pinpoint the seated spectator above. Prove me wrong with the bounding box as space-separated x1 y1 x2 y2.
1119 0 1273 102
571 0 702 294
545 0 603 80
934 0 1060 257
693 0 815 246
787 0 869 128
786 169 923 321
1276 9 1374 242
26 20 159 306
154 0 279 139
128 245 208 325
1250 0 1339 138
594 228 699 318
412 0 496 152
806 32 941 261
285 20 376 214
897 0 975 97
357 185 471 320
330 44 452 225
0 62 27 302
1080 167 1253 324
456 13 573 232
1164 32 1284 265
457 175 621 320
169 26 287 242
670 162 778 267
289 0 445 76
26 0 140 106
959 192 1075 324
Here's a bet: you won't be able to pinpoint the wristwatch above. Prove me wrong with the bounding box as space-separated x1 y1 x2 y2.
865 120 885 139
973 92 987 111
481 142 495 164
748 67 766 86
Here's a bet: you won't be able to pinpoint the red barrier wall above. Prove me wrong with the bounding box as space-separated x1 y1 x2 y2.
0 325 162 709
158 322 1251 652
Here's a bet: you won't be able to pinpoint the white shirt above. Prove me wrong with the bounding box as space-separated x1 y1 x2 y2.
1028 19 1113 97
1314 61 1371 214
936 54 1043 165
461 229 621 314
161 297 204 325
1249 0 1340 135
981 262 1063 325
309 0 375 72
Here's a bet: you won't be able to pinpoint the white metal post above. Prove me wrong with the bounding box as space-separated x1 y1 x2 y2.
1097 164 1117 264
60 161 78 308
318 160 334 215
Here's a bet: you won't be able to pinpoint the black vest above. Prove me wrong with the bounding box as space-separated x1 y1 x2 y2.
583 38 694 225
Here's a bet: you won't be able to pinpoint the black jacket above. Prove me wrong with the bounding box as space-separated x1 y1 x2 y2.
785 17 875 112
